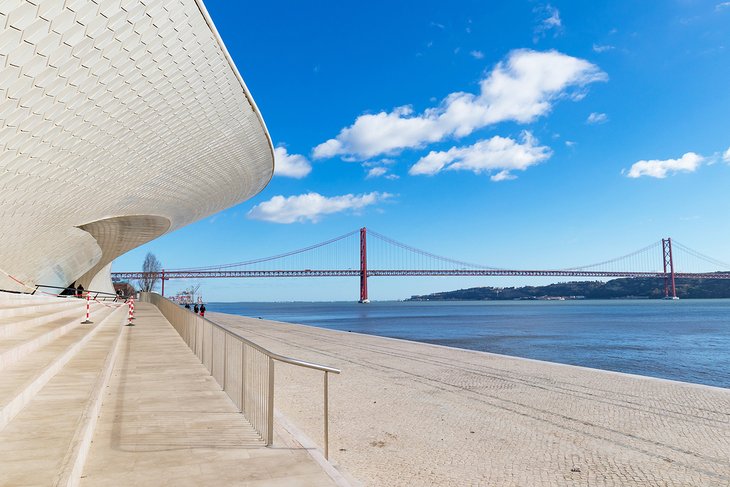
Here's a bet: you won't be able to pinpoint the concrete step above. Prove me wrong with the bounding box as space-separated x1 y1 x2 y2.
0 303 105 370
0 302 87 339
0 298 82 320
0 305 126 487
0 292 68 305
0 305 118 432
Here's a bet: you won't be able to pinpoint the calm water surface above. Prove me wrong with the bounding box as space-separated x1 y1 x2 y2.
207 300 730 388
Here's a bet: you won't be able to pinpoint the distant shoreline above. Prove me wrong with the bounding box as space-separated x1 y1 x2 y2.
407 276 730 301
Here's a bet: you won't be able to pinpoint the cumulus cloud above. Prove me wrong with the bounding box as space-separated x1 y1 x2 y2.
592 44 615 53
626 152 704 179
723 147 730 162
313 50 606 160
247 192 392 224
273 146 312 178
587 112 608 124
470 50 484 59
716 2 730 11
409 131 552 181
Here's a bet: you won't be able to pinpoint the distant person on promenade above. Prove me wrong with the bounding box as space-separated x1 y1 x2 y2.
193 303 199 314
200 304 206 317
184 302 190 310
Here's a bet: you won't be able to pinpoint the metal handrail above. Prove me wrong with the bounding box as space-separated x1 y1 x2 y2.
211 317 341 373
140 292 340 459
32 284 126 301
209 316 340 459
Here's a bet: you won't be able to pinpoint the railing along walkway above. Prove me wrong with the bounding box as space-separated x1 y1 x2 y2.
139 292 340 459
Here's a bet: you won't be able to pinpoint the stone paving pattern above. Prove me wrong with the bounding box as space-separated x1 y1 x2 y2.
211 312 730 487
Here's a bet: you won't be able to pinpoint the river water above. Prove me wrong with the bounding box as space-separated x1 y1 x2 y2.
207 299 730 389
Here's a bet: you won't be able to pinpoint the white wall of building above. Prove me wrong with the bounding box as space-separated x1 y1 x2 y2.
0 0 274 292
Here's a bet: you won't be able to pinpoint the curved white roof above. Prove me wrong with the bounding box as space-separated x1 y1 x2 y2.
0 0 274 292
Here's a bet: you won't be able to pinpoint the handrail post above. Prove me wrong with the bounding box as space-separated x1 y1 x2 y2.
267 357 274 445
324 370 329 460
222 332 227 391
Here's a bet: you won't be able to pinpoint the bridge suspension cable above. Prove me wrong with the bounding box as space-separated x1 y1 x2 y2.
367 229 500 270
671 240 730 272
563 241 663 273
168 229 359 272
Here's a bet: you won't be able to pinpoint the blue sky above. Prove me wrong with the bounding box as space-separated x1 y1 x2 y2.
114 0 730 301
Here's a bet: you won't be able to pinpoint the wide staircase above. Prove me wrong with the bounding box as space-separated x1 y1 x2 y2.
0 291 127 486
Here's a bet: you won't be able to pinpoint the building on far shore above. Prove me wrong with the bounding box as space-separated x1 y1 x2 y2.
0 0 274 295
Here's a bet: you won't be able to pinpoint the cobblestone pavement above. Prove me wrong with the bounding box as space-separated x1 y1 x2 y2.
211 312 730 487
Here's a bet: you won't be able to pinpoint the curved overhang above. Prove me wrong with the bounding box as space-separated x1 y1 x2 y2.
0 0 274 292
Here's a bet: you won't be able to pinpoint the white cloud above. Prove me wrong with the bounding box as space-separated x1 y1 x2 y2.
626 152 704 179
362 158 395 167
365 166 400 180
586 112 608 124
592 44 615 53
247 192 392 224
273 146 312 178
470 50 484 59
409 131 552 181
313 49 606 160
723 147 730 162
716 2 730 11
565 140 576 148
534 4 562 40
366 167 388 178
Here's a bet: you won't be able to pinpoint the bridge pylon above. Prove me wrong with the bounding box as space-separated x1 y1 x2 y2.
359 227 369 303
662 238 678 299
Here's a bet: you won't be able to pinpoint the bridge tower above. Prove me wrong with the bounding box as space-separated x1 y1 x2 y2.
662 238 677 299
359 227 369 303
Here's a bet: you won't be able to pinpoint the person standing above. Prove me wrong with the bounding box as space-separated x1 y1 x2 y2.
200 303 206 317
193 303 199 314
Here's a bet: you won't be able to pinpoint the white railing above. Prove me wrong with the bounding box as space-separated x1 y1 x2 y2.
139 292 340 458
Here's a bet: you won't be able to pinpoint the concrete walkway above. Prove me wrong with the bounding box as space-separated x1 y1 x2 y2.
81 303 336 487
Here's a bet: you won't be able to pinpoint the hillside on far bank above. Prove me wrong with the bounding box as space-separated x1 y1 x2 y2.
407 277 730 301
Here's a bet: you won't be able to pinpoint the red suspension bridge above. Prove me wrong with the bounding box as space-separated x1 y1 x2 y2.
111 228 730 302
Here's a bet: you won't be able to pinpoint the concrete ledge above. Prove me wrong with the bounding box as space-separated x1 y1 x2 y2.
275 410 356 487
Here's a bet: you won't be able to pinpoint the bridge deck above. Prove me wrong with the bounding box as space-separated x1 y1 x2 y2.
80 303 336 487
